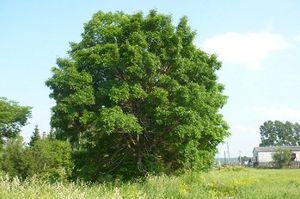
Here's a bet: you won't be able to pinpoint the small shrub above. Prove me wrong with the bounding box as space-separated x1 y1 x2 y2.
24 139 73 182
272 148 291 168
0 136 27 178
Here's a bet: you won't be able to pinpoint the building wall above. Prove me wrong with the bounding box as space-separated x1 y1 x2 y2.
257 151 300 163
258 152 273 163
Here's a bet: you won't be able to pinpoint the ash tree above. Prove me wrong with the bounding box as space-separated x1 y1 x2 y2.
46 10 228 180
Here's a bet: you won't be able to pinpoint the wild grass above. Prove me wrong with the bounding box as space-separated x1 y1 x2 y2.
0 167 300 198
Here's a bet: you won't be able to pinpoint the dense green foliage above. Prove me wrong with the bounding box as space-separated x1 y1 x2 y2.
1 168 300 198
0 97 31 144
28 125 41 146
0 135 73 181
272 148 292 168
46 10 228 180
259 120 300 146
0 135 26 178
24 139 73 181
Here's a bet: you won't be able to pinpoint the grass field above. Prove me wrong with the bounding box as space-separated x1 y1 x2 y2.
1 167 300 199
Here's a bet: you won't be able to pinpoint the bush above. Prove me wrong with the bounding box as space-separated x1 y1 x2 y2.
24 139 73 182
272 148 291 168
0 136 27 178
0 136 73 182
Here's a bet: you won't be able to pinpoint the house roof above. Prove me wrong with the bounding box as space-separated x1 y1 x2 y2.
253 146 300 153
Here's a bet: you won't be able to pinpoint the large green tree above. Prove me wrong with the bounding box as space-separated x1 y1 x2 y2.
46 10 229 180
0 97 31 144
259 120 300 146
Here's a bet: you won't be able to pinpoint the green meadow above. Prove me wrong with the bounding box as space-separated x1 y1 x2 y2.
1 167 300 199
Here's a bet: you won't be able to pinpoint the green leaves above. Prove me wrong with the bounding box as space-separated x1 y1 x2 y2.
95 106 142 135
24 139 73 181
109 84 130 104
0 98 31 143
46 10 229 180
272 148 292 168
260 120 300 146
46 61 94 106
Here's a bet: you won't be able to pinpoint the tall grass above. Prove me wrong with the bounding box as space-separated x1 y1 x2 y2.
0 167 300 198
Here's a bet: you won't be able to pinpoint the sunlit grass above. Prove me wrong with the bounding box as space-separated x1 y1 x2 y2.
1 167 300 198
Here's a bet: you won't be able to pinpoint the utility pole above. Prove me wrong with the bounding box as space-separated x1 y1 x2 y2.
227 142 230 164
224 150 227 165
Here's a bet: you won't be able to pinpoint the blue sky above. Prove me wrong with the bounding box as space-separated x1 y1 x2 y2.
1 0 300 157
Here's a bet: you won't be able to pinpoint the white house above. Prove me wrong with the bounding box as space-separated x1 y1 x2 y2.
252 146 300 166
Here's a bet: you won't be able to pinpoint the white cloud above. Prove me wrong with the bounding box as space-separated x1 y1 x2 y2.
254 106 300 122
203 32 287 70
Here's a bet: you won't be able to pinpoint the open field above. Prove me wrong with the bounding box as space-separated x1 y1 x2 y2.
1 167 300 199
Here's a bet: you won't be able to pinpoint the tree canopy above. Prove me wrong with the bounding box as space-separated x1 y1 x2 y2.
46 10 229 180
259 120 300 147
0 97 31 144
